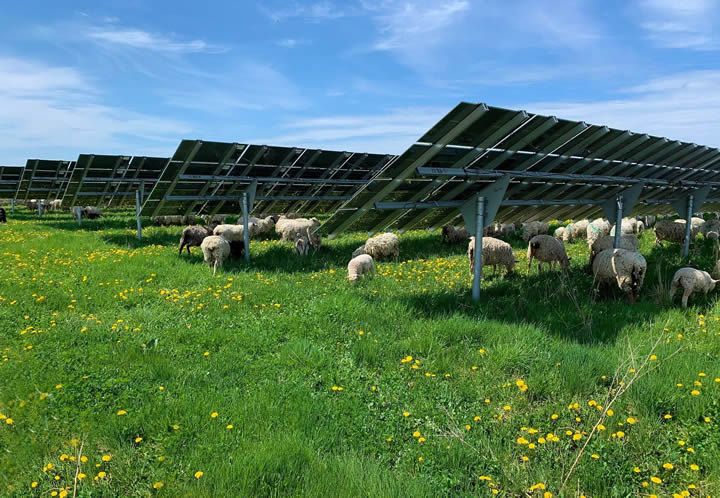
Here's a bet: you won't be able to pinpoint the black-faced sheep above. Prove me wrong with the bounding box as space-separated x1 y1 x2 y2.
467 236 516 276
200 235 231 275
669 267 719 308
0 207 6 223
178 225 215 255
527 235 570 272
441 225 469 244
592 248 647 303
347 254 375 283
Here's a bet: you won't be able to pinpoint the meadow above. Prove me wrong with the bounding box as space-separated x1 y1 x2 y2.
1 210 719 497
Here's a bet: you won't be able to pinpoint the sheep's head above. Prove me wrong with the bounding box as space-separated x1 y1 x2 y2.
352 244 366 258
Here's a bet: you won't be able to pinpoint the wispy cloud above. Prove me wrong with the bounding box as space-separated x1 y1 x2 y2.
262 1 347 22
0 56 190 163
524 70 720 147
87 26 225 53
276 38 309 48
637 0 719 50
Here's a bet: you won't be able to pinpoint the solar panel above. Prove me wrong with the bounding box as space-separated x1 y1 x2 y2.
63 154 169 208
0 166 24 199
141 140 395 218
14 160 74 203
322 102 720 238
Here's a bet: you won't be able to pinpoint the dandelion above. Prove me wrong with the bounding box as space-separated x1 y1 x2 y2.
330 385 344 392
5 418 13 425
649 354 657 361
478 475 492 481
606 409 614 417
210 411 219 418
102 454 112 462
403 411 410 417
116 409 127 416
96 471 107 479
662 463 674 470
31 482 38 488
529 482 546 491
78 473 87 480
663 413 672 420
626 417 637 424
550 413 559 420
633 466 641 473
134 437 143 443
689 464 700 471
465 424 472 431
650 476 662 484
690 389 700 396
473 416 481 422
502 405 511 412
153 481 164 489
194 471 204 479
400 355 413 364
226 424 234 430
591 453 600 459
418 437 426 443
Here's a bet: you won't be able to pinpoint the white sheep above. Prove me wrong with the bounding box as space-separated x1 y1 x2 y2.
527 234 569 271
275 216 320 241
562 219 589 242
589 234 639 266
586 218 611 247
48 199 62 211
347 254 375 283
240 215 277 237
467 236 516 275
554 227 566 240
214 223 255 242
200 235 231 275
669 267 719 308
521 221 549 242
361 232 399 260
592 248 647 303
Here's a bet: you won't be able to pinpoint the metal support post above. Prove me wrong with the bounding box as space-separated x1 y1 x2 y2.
10 199 14 215
613 196 623 249
135 190 143 240
242 191 250 262
472 196 485 302
682 194 694 258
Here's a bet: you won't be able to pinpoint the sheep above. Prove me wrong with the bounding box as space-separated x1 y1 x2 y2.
562 219 590 242
691 217 706 234
295 236 309 256
200 235 231 275
362 232 399 261
669 267 719 308
521 221 549 242
527 234 570 272
467 236 516 275
441 225 469 244
586 218 612 247
48 199 62 211
0 207 6 223
592 248 647 303
636 220 645 234
275 216 321 242
201 214 227 225
554 227 566 240
26 199 38 211
241 215 278 237
610 218 639 236
229 241 245 259
178 225 215 255
702 219 720 237
589 234 639 267
655 220 686 245
493 223 516 239
82 206 102 219
152 215 185 226
352 244 366 258
347 254 375 283
213 223 255 242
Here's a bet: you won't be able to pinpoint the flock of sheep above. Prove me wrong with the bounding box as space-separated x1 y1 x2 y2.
445 216 720 306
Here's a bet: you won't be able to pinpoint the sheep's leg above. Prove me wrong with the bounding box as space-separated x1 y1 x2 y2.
178 241 185 255
681 287 692 308
213 259 219 276
669 281 678 302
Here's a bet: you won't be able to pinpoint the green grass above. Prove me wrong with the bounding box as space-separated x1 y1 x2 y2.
1 210 719 497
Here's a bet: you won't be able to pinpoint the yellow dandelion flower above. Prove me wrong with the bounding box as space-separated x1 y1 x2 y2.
31 482 38 488
663 413 672 419
96 471 107 479
690 463 700 471
78 473 87 480
153 481 164 489
402 411 410 417
550 413 559 420
210 411 219 418
465 424 472 431
626 417 637 424
194 471 204 479
226 424 234 430
649 354 657 361
5 418 14 425
662 463 674 470
116 409 127 416
591 453 600 459
691 389 700 396
418 437 426 443
134 437 143 443
650 476 662 484
478 475 492 481
606 409 614 417
633 466 641 473
102 454 112 462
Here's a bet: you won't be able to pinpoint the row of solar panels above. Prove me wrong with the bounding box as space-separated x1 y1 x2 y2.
3 102 720 234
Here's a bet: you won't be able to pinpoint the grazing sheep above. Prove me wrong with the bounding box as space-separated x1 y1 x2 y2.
241 215 278 237
691 217 706 234
347 254 375 283
201 214 227 225
295 236 309 256
655 220 686 245
636 220 645 234
521 221 549 242
228 240 245 259
589 234 639 267
562 219 590 242
586 218 612 247
352 244 366 258
702 219 720 237
25 199 38 211
362 232 399 261
214 223 254 242
639 215 656 228
200 235 231 275
527 235 570 272
82 206 102 219
275 216 321 242
610 218 639 236
554 227 566 240
0 207 6 223
467 236 516 275
178 225 215 255
441 225 469 244
152 215 186 226
592 248 647 303
48 199 62 211
669 267 719 308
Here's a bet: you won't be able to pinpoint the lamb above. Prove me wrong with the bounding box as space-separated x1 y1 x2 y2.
200 235 231 275
467 236 516 275
554 227 566 240
213 223 255 242
441 225 469 244
669 267 719 308
655 220 686 245
0 207 6 223
275 216 321 242
361 232 399 261
82 206 102 219
586 218 612 247
178 225 215 255
592 248 647 303
589 234 639 266
527 234 570 272
347 254 375 283
521 221 549 242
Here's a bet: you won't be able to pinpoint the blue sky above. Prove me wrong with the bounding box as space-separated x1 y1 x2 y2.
1 0 719 164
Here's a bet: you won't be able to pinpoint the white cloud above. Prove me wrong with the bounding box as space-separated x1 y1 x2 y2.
523 70 720 147
0 56 191 163
638 0 719 49
276 38 308 48
251 107 446 153
263 2 347 22
87 26 224 53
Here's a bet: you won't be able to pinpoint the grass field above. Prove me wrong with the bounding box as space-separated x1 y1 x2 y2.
1 210 719 497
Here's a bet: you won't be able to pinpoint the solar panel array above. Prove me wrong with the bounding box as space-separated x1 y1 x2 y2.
141 140 396 218
63 154 170 208
15 160 75 202
322 102 720 237
0 166 24 199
